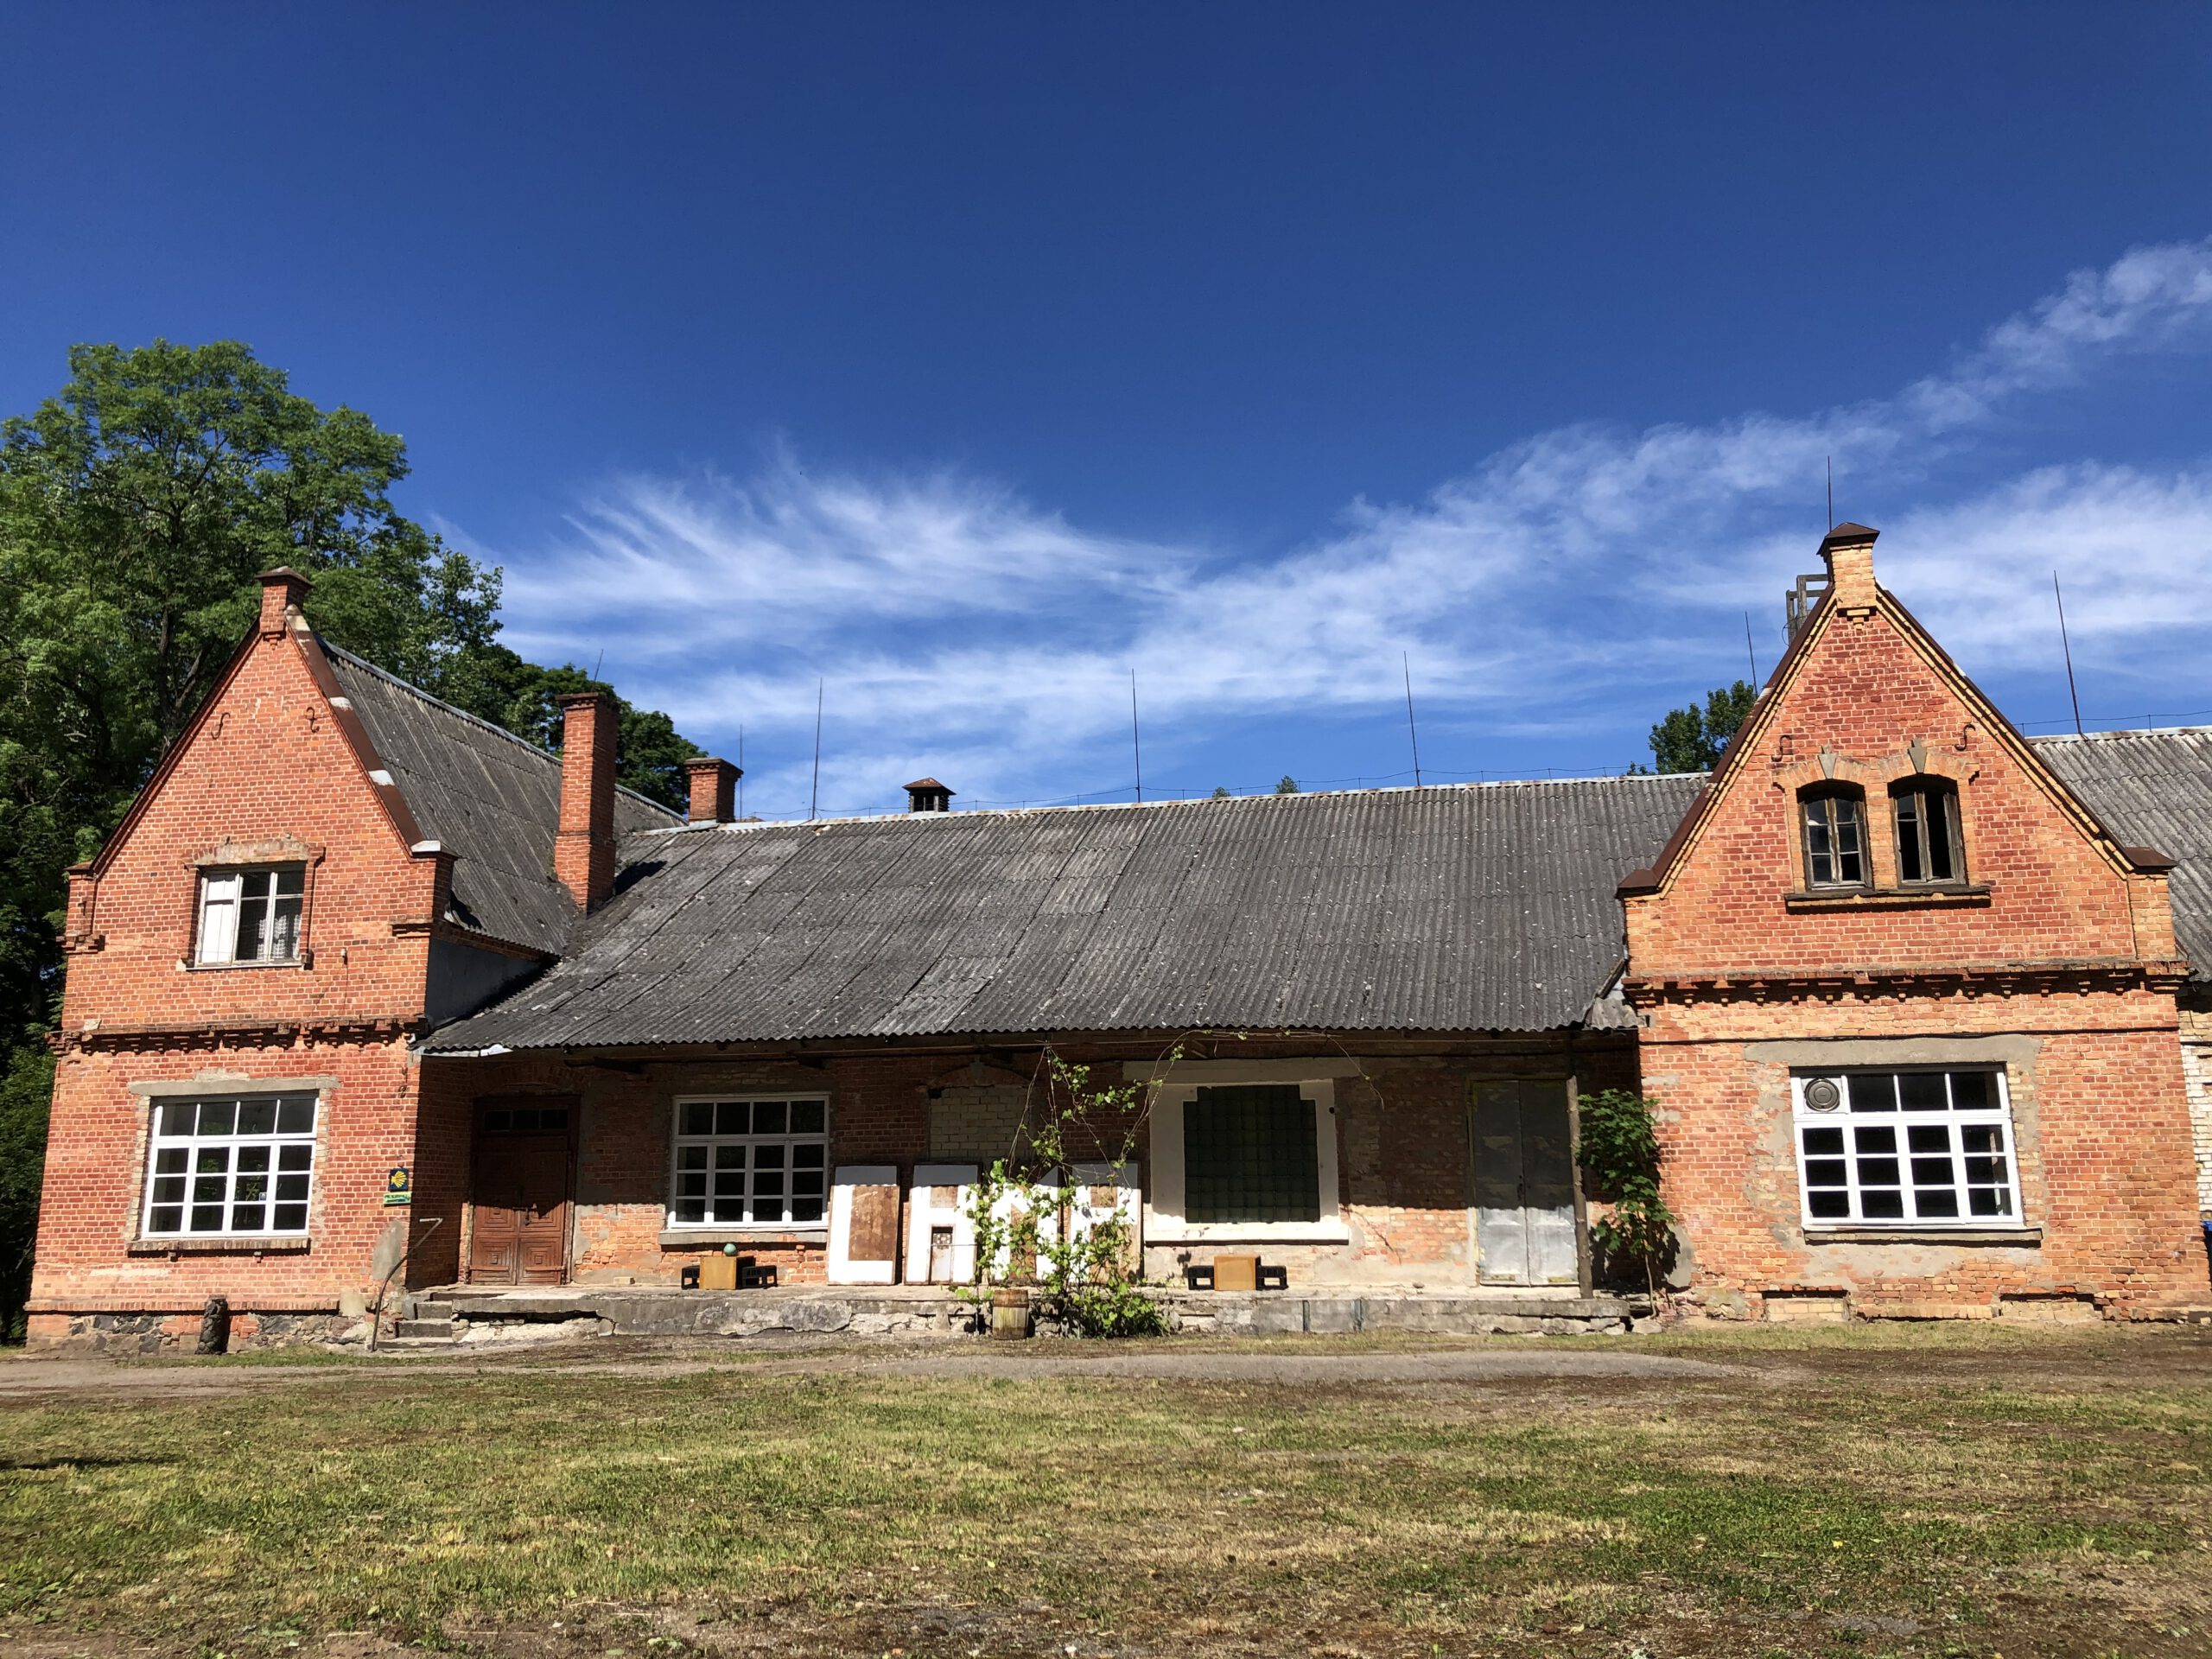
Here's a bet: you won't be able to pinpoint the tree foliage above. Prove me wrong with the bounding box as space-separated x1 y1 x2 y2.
1274 774 1300 794
962 1048 1173 1338
0 340 698 1338
1647 679 1758 773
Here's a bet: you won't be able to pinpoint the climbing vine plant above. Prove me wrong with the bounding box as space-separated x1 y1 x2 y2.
961 1046 1182 1337
1576 1089 1676 1298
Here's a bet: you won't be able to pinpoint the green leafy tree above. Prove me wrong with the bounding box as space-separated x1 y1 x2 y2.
1209 786 1231 799
0 340 697 1337
1647 679 1758 773
1274 774 1300 795
435 646 698 809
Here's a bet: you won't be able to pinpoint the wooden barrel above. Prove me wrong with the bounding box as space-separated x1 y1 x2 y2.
989 1286 1033 1340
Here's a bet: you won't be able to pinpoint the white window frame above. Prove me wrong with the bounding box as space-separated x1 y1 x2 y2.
1791 1067 2025 1230
141 1093 319 1239
665 1094 831 1230
1146 1071 1346 1243
194 864 305 966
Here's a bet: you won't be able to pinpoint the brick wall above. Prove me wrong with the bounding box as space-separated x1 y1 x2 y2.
1639 988 2207 1317
926 1084 1031 1163
29 1039 423 1335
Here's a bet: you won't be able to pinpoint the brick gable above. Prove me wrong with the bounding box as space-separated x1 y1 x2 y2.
1623 529 2205 1319
30 578 452 1341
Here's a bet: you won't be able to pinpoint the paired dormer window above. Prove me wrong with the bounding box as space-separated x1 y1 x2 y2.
195 865 305 965
1799 787 1867 888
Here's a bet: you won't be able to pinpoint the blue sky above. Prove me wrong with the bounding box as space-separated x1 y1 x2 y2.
6 7 2212 817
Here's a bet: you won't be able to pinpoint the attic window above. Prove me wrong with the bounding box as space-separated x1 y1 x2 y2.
1798 787 1867 889
196 866 305 964
1892 779 1965 885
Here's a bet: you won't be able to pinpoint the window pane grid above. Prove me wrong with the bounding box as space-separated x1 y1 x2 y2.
1794 1071 2017 1228
143 1094 317 1237
667 1097 828 1227
1184 1084 1320 1224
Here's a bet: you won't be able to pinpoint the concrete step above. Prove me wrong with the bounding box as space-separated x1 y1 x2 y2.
394 1317 459 1339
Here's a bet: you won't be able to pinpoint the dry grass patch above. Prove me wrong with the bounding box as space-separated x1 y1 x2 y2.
0 1325 2205 1656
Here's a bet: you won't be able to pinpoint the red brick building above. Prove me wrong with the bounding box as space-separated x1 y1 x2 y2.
27 534 2212 1345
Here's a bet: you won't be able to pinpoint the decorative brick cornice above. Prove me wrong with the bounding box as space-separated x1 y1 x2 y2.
1624 957 2191 1007
48 1016 423 1056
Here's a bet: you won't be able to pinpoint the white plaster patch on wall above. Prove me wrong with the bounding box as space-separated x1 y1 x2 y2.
2178 1007 2212 1214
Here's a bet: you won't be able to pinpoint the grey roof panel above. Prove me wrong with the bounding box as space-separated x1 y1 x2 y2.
426 774 1707 1050
324 645 679 953
2034 727 2212 980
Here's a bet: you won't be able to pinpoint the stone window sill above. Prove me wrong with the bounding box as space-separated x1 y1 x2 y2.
181 957 310 972
1784 884 1990 913
658 1228 829 1250
1805 1226 2040 1246
1783 884 1990 913
127 1236 313 1255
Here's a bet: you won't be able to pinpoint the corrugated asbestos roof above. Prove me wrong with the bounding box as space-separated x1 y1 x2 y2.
422 774 1709 1051
323 645 680 953
2035 727 2212 981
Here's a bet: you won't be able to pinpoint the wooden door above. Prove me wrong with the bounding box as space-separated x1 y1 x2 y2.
467 1100 575 1286
1470 1080 1579 1286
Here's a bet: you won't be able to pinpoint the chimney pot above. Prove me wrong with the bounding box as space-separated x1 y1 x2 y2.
685 757 741 824
904 777 954 813
257 567 313 636
556 691 619 908
1819 522 1879 608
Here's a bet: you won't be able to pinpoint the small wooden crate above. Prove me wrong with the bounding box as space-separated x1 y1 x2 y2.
1211 1254 1259 1293
697 1251 739 1291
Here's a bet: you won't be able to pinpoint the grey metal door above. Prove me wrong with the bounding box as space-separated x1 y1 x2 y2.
1471 1080 1578 1285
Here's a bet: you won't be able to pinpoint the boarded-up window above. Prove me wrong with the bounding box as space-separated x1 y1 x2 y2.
1184 1084 1319 1224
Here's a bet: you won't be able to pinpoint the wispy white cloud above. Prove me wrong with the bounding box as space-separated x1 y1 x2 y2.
482 237 2212 814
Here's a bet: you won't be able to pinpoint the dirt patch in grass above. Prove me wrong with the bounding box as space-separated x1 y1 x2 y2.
0 1325 2207 1657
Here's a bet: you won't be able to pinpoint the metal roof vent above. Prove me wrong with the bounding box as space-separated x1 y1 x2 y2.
904 777 954 813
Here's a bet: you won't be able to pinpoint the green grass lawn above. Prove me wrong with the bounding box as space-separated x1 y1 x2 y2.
0 1325 2208 1657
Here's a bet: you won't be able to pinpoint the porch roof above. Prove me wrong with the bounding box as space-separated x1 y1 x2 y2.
422 772 1707 1050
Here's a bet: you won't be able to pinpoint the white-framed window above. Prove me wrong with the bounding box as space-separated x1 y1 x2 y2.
195 866 305 964
1147 1072 1346 1243
143 1094 318 1237
1792 1068 2022 1227
668 1096 829 1228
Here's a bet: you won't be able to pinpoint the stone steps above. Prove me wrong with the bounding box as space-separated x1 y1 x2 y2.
376 1316 461 1351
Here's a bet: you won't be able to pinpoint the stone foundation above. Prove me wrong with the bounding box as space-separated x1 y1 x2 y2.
28 1308 364 1352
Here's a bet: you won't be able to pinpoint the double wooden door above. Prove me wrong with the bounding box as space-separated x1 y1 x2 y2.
467 1099 575 1285
1470 1079 1579 1286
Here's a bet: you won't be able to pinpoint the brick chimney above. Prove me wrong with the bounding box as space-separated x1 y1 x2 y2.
258 567 313 636
685 757 741 823
1820 523 1879 609
556 691 618 908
